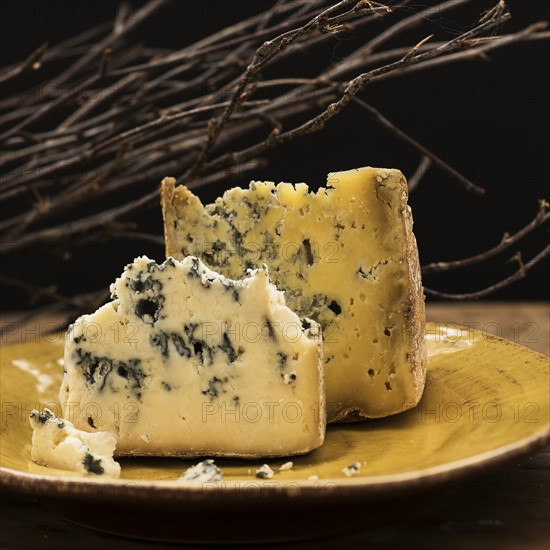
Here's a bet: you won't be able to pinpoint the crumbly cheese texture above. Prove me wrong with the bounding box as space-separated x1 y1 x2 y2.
179 459 224 483
161 167 427 422
29 409 120 477
61 256 325 458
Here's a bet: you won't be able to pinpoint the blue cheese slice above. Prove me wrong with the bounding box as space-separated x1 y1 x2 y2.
29 409 120 477
161 167 427 422
61 256 325 458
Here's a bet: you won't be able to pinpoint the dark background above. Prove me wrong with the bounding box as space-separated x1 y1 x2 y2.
0 0 549 307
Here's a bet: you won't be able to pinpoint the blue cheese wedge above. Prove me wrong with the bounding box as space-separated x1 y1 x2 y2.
161 167 427 422
29 409 120 477
61 256 325 458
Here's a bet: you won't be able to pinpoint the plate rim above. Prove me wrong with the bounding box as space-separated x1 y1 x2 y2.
1 324 549 502
1 430 548 502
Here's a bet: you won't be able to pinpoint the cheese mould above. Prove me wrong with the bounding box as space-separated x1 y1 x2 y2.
161 167 427 423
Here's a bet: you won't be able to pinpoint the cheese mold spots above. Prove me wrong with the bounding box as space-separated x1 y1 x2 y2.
161 166 427 422
61 256 325 458
29 408 121 477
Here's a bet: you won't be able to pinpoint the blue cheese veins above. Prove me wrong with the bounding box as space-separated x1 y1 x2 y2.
342 462 361 477
255 464 274 479
29 408 120 477
161 167 427 423
61 256 325 458
179 459 224 483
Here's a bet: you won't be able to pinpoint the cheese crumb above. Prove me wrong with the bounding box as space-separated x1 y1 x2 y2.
29 408 120 478
342 462 361 477
279 461 293 471
255 464 274 479
308 475 319 481
179 459 224 483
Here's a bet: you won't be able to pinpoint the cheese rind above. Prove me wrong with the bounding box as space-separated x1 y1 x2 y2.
161 167 427 422
61 256 325 458
29 408 120 477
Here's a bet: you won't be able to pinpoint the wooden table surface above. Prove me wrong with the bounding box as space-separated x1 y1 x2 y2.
1 302 549 549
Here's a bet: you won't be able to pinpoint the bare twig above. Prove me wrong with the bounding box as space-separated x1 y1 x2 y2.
422 201 550 273
424 245 550 300
184 0 382 181
326 0 476 79
351 97 484 195
0 0 167 142
0 21 112 90
0 274 109 310
0 188 159 254
46 0 167 92
0 0 548 308
0 290 108 338
198 4 512 178
408 156 432 192
374 22 549 82
0 43 48 85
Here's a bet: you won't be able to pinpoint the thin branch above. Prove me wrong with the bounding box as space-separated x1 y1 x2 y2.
0 303 69 339
107 231 164 246
0 73 100 143
0 274 108 310
374 22 549 83
326 0 476 79
0 157 267 248
184 0 377 181
0 0 548 309
0 188 159 253
0 21 112 88
199 4 511 177
105 0 323 78
408 156 432 192
45 0 167 92
326 28 550 77
351 97 484 195
0 290 108 339
58 73 143 130
422 201 550 273
0 43 48 85
424 245 550 300
0 0 168 142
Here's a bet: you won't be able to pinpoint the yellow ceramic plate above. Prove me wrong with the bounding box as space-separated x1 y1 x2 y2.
1 323 549 543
